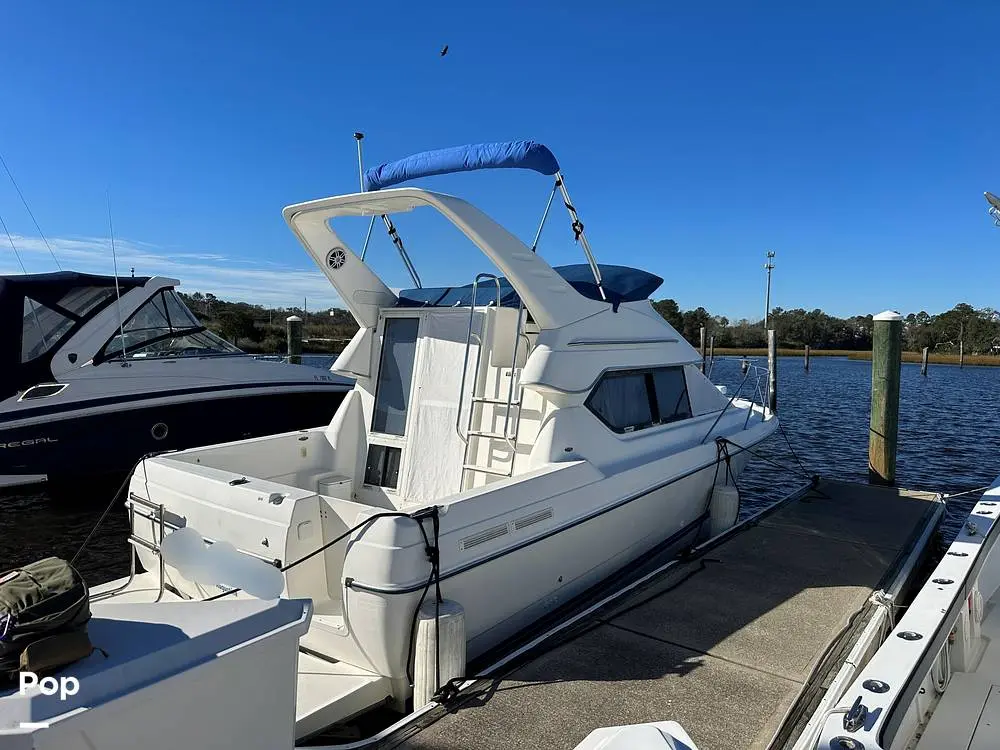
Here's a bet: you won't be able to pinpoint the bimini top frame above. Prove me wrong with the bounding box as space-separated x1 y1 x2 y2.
352 140 606 298
986 191 1000 226
283 187 611 331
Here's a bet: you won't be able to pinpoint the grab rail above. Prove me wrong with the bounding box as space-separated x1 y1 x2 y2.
455 273 502 442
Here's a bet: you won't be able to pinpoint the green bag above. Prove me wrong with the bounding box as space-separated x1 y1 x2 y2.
0 557 92 681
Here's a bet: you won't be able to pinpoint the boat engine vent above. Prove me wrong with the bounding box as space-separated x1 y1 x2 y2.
461 523 510 550
460 508 555 550
514 508 553 531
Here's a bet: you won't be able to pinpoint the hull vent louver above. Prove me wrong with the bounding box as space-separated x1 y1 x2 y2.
461 523 510 550
514 508 554 531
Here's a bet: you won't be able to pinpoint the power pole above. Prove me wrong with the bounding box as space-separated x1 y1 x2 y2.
764 250 776 328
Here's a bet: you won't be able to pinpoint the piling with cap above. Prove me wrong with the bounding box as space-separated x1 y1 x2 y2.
921 346 929 376
699 326 707 373
804 344 810 372
767 329 777 413
869 310 903 485
286 315 303 365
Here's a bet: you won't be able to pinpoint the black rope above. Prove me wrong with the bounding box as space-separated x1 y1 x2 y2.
70 451 168 566
718 436 816 481
201 506 444 688
776 417 810 478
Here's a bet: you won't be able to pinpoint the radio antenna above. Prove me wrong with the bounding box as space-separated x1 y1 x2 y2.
108 191 129 366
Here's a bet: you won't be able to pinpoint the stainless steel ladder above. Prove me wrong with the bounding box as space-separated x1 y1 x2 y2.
455 273 529 488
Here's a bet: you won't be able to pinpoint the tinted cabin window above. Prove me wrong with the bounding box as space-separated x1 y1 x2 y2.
652 367 692 423
372 317 419 436
585 372 655 432
587 366 692 433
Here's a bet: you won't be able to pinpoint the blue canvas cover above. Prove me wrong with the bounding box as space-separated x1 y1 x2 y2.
395 264 663 311
364 141 560 191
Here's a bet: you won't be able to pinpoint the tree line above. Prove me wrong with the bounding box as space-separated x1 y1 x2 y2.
652 300 1000 354
178 291 357 354
178 290 1000 357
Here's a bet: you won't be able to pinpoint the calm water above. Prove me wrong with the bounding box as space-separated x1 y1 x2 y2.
2 355 997 586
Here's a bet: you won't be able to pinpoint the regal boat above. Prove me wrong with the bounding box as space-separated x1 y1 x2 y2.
2 141 777 744
0 271 352 490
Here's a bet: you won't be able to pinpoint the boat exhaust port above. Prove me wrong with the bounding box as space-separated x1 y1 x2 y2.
151 422 169 440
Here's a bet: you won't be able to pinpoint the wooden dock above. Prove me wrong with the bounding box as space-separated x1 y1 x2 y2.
382 479 943 750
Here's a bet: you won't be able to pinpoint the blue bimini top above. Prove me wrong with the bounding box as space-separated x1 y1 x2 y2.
364 141 560 191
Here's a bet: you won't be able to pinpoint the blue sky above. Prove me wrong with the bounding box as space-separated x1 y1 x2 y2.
1 1 997 320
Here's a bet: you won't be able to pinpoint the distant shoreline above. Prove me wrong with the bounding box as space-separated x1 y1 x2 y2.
711 347 1000 367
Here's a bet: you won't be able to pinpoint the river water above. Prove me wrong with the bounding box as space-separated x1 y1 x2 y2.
2 355 997 586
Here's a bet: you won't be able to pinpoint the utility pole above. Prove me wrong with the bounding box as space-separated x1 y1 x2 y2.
764 250 776 329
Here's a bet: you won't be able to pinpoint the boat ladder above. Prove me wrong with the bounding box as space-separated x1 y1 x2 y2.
455 273 529 489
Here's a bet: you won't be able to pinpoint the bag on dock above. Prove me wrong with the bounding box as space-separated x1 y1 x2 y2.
0 557 93 682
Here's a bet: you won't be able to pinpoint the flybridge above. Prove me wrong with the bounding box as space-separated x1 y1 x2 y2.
283 140 633 331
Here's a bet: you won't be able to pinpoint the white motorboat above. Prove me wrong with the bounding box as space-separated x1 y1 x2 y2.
0 271 351 490
0 140 777 746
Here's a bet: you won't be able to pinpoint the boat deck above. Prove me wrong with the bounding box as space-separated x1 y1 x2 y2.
389 479 943 750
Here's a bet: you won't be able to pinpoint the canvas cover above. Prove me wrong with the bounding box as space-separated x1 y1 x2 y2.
0 272 148 399
364 141 560 192
395 264 664 311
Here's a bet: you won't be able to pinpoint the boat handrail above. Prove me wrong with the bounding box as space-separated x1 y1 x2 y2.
455 274 502 443
816 479 1000 749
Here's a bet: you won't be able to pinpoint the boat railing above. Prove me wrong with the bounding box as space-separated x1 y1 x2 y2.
699 360 772 445
814 477 1000 750
91 491 283 605
90 492 166 603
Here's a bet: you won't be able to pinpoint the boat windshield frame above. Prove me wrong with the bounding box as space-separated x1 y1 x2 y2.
94 288 244 363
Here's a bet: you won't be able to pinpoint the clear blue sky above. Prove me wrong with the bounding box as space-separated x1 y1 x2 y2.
1 1 997 320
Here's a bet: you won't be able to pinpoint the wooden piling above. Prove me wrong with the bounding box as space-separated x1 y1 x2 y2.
700 326 707 373
869 310 903 486
286 315 303 365
804 345 810 372
921 347 929 376
767 329 777 413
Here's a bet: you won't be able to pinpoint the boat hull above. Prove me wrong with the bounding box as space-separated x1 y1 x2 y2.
0 387 348 492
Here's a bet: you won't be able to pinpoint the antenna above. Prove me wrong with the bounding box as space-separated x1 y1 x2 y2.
0 150 61 270
986 192 1000 226
108 191 129 366
764 250 776 329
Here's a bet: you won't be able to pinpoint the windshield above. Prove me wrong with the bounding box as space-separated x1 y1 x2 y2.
101 289 243 360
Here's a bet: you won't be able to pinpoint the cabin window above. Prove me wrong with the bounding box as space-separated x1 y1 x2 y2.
364 444 401 489
21 298 74 363
652 366 693 423
56 286 116 318
586 366 693 433
372 317 419 436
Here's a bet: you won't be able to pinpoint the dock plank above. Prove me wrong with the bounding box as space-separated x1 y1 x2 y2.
392 480 942 750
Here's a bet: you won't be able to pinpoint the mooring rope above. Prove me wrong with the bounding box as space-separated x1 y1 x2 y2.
70 451 169 566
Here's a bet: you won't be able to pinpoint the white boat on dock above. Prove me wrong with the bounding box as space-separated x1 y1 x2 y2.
0 139 778 746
